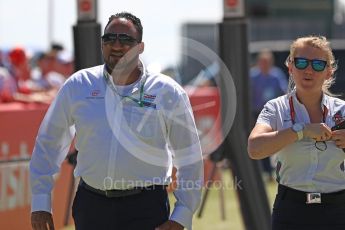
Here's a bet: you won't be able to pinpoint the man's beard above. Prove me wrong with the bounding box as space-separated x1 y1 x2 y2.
108 55 137 73
108 49 139 72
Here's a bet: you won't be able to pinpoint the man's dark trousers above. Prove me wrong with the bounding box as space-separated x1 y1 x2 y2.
72 184 170 230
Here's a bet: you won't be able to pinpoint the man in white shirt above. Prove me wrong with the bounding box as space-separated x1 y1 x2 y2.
30 12 203 230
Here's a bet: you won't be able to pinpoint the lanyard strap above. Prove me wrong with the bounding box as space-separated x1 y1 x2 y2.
288 96 328 124
104 70 146 107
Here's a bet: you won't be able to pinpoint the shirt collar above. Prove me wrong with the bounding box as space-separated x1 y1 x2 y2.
290 88 330 113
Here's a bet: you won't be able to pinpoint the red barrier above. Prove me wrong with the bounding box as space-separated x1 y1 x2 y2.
0 103 75 230
168 87 223 192
185 86 222 155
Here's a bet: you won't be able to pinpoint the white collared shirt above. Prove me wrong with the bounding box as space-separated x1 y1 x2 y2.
257 90 345 193
30 63 203 230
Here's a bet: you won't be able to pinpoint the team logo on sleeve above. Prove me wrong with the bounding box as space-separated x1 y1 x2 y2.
86 89 104 99
91 90 100 96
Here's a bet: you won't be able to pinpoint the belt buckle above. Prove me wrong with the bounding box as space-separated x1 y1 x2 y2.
306 192 321 204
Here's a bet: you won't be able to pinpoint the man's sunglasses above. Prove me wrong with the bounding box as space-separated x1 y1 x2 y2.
293 57 327 72
101 33 138 46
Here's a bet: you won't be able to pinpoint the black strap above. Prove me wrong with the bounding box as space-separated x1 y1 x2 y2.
79 178 165 198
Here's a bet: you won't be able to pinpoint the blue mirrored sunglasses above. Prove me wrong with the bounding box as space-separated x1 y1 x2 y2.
101 33 138 46
293 57 327 72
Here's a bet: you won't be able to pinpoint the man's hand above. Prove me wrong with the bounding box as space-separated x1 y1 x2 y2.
155 220 184 230
31 211 55 230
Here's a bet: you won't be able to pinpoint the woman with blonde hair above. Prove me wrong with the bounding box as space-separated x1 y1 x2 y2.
248 35 345 229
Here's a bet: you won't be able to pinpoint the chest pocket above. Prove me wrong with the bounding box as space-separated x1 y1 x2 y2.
127 107 162 141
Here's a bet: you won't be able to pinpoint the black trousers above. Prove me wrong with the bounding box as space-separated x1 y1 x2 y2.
72 185 170 230
272 187 345 230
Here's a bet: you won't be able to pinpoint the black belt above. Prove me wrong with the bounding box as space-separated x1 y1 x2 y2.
79 178 165 198
278 184 345 204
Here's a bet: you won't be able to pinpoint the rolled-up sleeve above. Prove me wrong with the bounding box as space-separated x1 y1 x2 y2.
30 82 75 213
256 100 277 130
167 91 203 230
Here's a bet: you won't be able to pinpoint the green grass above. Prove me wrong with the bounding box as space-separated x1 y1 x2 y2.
62 171 277 230
191 171 277 230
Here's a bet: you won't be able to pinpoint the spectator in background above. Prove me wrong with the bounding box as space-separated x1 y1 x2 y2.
42 43 75 78
0 49 5 67
56 50 74 77
30 52 65 91
47 43 64 59
0 47 62 104
250 49 288 182
7 46 32 94
0 48 18 102
0 63 17 102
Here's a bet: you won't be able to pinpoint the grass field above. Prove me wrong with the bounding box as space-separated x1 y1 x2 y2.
62 170 277 230
181 170 276 230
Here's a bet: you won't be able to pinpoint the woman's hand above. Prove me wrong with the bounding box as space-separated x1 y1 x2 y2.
303 123 332 141
332 129 345 149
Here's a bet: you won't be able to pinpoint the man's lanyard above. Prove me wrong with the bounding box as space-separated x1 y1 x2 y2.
288 96 328 124
104 70 147 107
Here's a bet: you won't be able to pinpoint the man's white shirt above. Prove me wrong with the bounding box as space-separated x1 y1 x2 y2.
30 63 203 230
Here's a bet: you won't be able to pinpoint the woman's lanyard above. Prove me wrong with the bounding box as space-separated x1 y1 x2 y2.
288 96 328 124
104 70 147 107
